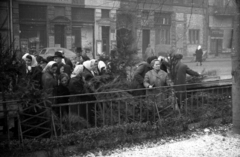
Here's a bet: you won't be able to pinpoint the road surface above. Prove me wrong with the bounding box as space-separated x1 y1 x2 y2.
183 58 232 80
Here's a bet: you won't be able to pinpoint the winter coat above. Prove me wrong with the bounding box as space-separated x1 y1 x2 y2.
132 62 152 96
143 69 171 98
26 66 43 89
53 84 70 116
63 57 74 70
195 49 203 62
68 75 95 125
42 71 58 96
173 61 200 92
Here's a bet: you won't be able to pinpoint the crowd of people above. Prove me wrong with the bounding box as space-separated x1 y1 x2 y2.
18 45 202 125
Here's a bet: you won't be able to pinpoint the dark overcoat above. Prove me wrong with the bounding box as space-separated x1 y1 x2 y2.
195 49 203 62
174 61 200 92
132 62 152 96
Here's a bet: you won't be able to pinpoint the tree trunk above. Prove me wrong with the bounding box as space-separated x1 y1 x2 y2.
232 0 240 134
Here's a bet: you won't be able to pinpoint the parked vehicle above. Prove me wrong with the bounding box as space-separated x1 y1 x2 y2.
39 47 76 60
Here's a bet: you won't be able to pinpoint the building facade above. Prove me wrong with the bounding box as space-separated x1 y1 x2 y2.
6 0 119 58
208 0 236 56
118 0 209 59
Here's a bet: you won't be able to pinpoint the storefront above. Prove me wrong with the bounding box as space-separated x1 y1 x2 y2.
19 4 47 53
72 7 94 58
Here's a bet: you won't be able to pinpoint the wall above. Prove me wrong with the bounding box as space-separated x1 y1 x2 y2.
186 14 205 56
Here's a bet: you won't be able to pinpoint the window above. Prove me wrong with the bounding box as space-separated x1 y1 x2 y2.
19 5 46 21
189 29 200 44
102 9 110 18
154 13 171 26
72 8 94 22
156 27 170 45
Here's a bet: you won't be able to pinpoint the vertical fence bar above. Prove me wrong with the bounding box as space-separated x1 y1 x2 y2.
190 91 193 110
125 101 128 122
60 106 62 136
146 95 149 122
180 91 182 109
95 103 97 128
118 101 120 124
153 96 156 122
140 98 142 122
103 102 105 126
110 101 113 125
77 104 80 129
207 88 209 106
201 89 204 107
86 103 89 128
185 90 188 113
133 99 135 122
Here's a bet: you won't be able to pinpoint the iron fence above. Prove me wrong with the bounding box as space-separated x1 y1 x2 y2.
0 79 232 141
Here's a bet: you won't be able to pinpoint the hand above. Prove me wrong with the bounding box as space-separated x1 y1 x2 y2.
148 85 153 89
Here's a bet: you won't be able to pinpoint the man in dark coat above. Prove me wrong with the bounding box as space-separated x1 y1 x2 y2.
58 50 74 70
53 51 72 77
195 45 203 66
173 53 200 108
132 56 158 96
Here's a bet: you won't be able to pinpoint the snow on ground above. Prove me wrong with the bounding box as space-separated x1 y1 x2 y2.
104 133 240 157
70 125 240 157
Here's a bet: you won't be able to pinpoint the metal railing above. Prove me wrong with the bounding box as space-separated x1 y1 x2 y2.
0 79 232 141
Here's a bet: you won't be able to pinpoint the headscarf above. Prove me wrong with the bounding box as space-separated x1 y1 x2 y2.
43 61 57 73
197 45 202 50
158 56 168 62
71 64 84 78
22 53 38 67
98 60 107 72
83 59 96 71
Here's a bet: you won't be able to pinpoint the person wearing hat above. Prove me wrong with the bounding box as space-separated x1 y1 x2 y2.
53 51 72 77
58 50 74 70
172 53 200 108
73 47 90 66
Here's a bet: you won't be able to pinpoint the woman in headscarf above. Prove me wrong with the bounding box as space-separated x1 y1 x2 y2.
195 45 203 66
42 61 58 96
22 53 42 88
71 64 84 78
82 59 97 81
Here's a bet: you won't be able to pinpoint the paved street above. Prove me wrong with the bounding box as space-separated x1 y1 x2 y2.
182 57 232 80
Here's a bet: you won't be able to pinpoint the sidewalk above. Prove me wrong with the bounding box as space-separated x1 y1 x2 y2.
182 55 231 63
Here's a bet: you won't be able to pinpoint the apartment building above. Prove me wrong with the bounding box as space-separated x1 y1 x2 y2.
1 0 119 58
118 0 208 58
208 0 236 56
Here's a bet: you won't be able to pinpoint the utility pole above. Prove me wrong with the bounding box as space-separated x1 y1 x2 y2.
232 0 240 134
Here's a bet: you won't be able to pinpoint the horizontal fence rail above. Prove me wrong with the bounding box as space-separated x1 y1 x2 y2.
0 79 232 142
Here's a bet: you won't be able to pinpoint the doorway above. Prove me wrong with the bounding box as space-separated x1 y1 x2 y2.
142 29 150 57
54 25 65 48
72 27 82 48
211 39 222 56
102 26 110 55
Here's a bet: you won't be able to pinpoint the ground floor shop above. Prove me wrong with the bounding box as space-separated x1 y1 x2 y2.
12 1 117 59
